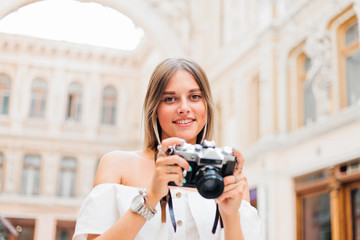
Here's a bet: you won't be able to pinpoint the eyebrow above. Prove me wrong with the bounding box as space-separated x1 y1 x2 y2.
163 88 202 95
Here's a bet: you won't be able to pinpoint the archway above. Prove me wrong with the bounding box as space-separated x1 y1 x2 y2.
0 0 185 57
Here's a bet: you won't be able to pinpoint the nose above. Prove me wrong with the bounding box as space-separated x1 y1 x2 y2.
177 98 190 114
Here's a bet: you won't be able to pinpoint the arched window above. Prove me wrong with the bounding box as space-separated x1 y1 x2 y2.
58 157 77 197
101 86 117 125
298 53 316 126
29 78 47 118
66 82 82 121
20 155 41 195
0 73 11 115
338 16 360 107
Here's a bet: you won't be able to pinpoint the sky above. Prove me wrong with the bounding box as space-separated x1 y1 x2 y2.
0 0 144 51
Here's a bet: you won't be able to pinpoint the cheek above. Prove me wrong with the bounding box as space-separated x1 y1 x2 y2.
157 105 171 124
197 103 207 124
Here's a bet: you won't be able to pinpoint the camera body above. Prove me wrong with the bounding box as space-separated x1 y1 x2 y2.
167 140 237 199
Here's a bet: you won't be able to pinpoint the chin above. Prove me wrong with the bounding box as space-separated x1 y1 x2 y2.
178 133 199 144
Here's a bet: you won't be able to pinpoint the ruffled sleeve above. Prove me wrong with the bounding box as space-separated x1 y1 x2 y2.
239 200 262 240
72 184 129 240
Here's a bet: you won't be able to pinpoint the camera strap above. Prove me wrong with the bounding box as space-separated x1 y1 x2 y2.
212 203 224 234
155 149 177 233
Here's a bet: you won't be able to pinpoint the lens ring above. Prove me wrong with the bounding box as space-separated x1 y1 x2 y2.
195 166 224 199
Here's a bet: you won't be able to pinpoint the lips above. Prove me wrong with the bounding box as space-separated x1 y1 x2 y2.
173 118 195 125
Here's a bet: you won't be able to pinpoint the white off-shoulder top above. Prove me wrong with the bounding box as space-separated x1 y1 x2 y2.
73 183 262 240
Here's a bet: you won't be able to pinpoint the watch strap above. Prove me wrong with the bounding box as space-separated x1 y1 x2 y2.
133 189 157 221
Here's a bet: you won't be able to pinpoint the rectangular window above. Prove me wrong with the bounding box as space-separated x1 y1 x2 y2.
1 95 9 114
297 159 360 239
338 18 360 108
351 188 360 239
302 192 331 240
58 157 77 197
56 221 76 240
0 74 11 115
6 218 35 240
29 79 47 118
346 49 360 105
20 155 41 195
101 86 117 125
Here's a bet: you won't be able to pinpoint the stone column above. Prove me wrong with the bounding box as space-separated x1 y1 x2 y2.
3 147 22 194
329 168 340 240
42 151 60 196
34 216 56 240
10 64 28 133
83 73 100 139
78 153 98 197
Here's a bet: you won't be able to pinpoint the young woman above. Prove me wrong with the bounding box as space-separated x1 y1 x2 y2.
73 58 262 240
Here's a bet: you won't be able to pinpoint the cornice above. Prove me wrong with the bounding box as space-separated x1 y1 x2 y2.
0 32 146 67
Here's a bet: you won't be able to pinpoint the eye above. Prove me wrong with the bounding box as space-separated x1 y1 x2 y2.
190 94 203 100
163 96 176 102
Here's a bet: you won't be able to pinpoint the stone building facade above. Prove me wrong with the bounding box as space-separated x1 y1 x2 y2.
0 0 359 239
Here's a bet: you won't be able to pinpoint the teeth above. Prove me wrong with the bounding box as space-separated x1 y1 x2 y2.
176 119 193 124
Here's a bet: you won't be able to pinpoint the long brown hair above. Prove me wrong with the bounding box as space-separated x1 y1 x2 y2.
143 58 215 150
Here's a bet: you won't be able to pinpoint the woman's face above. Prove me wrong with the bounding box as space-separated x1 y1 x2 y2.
157 70 207 144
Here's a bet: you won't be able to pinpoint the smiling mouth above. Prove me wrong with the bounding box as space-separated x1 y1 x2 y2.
173 119 194 124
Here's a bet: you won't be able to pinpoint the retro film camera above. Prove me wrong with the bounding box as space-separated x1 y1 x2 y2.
167 140 238 199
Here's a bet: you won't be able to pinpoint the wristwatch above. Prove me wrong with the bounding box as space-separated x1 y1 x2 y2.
131 189 157 221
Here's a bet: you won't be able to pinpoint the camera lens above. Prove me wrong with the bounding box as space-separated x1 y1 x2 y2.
194 165 224 199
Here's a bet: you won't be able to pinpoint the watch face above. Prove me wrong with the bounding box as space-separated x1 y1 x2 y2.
131 194 144 212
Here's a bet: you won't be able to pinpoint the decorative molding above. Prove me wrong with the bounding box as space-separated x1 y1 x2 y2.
245 104 360 162
146 0 191 49
0 32 140 68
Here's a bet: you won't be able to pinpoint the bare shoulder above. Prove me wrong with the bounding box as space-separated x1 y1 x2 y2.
93 150 141 186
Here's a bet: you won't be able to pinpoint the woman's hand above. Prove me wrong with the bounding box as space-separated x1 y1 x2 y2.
147 137 190 202
216 148 249 219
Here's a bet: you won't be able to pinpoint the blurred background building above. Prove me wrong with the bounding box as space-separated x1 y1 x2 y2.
0 0 359 239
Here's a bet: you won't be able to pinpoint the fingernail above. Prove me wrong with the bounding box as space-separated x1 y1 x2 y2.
183 178 186 184
181 139 186 143
180 183 184 187
189 166 192 172
233 147 238 151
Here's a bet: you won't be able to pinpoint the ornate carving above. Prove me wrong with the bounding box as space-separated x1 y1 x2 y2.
146 0 191 48
303 30 333 120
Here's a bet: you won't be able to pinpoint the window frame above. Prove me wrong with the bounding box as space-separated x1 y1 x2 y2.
29 78 48 118
20 154 42 195
296 160 360 240
57 157 78 197
66 82 83 121
337 16 359 108
101 85 117 125
0 73 11 115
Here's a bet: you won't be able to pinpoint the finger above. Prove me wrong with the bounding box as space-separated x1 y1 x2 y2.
232 148 245 172
223 174 246 186
165 173 184 186
217 181 247 202
159 137 185 154
156 155 190 171
165 164 185 176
